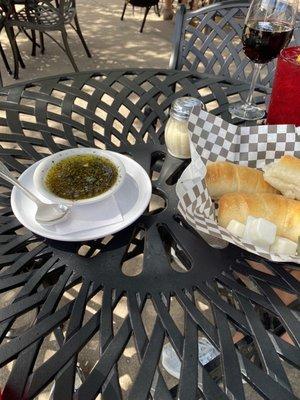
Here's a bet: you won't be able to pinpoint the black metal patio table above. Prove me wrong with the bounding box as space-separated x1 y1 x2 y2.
0 69 299 400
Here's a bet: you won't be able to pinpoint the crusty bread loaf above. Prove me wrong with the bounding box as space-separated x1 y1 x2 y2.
218 192 300 242
263 155 300 200
205 161 278 200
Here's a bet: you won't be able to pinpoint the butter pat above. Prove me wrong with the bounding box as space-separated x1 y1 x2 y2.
243 217 277 248
242 216 257 244
227 220 245 238
270 237 297 256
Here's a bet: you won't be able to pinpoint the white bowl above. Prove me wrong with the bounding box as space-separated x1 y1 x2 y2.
33 148 126 206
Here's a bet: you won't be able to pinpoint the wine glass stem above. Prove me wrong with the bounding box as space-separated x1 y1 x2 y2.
245 63 262 106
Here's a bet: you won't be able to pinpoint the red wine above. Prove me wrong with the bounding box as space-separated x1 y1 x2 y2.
242 21 293 63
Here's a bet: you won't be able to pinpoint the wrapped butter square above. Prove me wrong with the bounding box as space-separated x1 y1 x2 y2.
243 217 277 248
226 220 245 238
242 216 257 244
270 237 297 256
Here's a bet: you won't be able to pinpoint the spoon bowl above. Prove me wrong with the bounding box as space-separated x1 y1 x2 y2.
35 203 70 225
0 160 70 226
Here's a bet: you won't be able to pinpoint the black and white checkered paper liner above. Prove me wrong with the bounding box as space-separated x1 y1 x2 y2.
176 106 300 264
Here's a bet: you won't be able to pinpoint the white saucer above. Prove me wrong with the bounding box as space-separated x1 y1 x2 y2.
11 152 152 241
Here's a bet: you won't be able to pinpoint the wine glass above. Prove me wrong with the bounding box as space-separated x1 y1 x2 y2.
229 0 298 120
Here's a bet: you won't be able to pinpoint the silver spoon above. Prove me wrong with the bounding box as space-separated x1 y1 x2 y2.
0 161 70 225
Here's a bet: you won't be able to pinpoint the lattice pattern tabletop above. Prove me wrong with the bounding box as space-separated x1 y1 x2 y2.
0 69 298 400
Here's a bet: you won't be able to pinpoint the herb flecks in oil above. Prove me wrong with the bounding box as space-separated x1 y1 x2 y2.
45 154 118 200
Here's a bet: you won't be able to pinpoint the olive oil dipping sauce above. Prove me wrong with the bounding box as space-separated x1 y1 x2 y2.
45 155 118 200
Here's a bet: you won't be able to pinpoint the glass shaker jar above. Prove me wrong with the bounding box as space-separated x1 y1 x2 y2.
165 97 203 159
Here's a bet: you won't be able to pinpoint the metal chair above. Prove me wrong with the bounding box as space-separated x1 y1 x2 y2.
0 6 11 86
10 0 45 57
121 0 160 33
6 0 91 76
0 3 26 86
169 1 300 87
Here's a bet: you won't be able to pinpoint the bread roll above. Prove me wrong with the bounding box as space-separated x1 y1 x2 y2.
205 161 278 200
263 155 300 200
218 192 300 242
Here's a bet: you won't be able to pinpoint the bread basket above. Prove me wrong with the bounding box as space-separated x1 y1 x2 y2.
176 107 300 264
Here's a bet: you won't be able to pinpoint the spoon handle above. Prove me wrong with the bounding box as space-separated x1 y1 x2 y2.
0 162 42 206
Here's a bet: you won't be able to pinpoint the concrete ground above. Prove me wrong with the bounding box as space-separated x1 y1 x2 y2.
0 0 174 86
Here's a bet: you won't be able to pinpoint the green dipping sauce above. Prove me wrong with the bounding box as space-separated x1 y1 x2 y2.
45 154 118 200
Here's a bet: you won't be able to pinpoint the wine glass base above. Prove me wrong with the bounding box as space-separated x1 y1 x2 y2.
229 102 265 121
